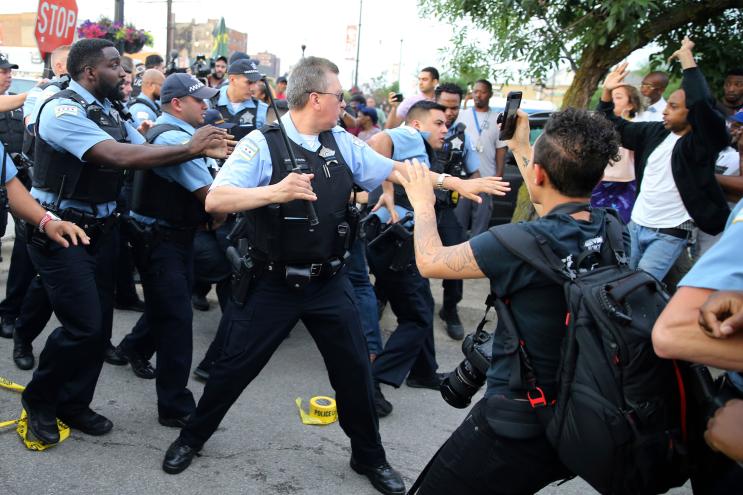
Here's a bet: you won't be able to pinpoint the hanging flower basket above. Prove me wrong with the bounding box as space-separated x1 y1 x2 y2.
77 17 153 54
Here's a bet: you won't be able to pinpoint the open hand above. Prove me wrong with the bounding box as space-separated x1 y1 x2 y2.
190 125 236 159
44 220 90 248
453 176 511 202
394 159 435 210
604 61 629 92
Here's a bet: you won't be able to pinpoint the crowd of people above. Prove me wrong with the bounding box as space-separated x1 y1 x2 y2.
0 33 741 495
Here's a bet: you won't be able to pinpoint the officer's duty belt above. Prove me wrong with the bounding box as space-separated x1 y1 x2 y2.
153 224 195 246
263 257 346 290
59 209 117 237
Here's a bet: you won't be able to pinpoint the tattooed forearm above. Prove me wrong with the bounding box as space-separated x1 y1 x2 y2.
413 205 482 277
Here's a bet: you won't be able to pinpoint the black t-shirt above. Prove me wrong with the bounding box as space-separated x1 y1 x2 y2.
470 207 627 400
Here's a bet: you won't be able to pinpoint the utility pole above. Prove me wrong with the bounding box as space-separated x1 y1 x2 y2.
114 0 124 24
353 0 362 89
166 0 174 58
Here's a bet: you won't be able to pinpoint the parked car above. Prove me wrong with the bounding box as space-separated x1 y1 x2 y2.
490 111 554 226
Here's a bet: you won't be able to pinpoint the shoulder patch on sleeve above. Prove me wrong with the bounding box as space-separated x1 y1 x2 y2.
54 105 80 118
237 139 259 161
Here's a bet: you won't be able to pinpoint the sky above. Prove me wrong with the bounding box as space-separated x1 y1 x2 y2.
6 0 655 92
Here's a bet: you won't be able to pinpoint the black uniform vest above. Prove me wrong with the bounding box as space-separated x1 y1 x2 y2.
131 123 208 228
22 76 71 158
33 89 129 204
0 94 24 154
210 94 259 141
127 96 162 118
245 126 355 264
432 123 469 208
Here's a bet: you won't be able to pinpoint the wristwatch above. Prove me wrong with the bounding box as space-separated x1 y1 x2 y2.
436 173 451 191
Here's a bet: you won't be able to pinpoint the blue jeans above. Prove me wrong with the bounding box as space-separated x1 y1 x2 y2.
347 240 383 355
628 221 688 280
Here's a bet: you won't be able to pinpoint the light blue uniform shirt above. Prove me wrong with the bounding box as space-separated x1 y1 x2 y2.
373 125 432 224
23 85 43 119
446 124 480 174
131 112 214 225
128 93 160 128
680 198 743 391
212 112 394 192
28 81 64 127
0 142 19 182
32 80 145 217
214 85 268 129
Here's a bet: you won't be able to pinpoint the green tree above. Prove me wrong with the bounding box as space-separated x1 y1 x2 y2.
420 0 743 108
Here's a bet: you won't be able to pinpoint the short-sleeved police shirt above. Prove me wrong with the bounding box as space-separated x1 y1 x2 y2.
0 142 19 182
31 80 145 217
130 112 214 225
470 207 625 399
128 94 160 128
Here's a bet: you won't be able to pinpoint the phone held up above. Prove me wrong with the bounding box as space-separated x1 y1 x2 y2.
497 91 523 141
393 93 404 103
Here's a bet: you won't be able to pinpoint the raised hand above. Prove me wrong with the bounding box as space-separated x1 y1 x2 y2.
604 61 629 92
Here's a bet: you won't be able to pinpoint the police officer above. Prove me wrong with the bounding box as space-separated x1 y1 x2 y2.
365 101 449 418
209 59 268 141
113 73 222 426
6 46 71 369
433 83 480 340
0 53 26 338
127 69 164 127
21 38 231 445
160 56 507 495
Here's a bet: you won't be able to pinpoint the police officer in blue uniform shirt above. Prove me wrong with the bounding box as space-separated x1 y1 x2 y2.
209 59 268 141
365 101 451 418
433 83 480 340
112 73 222 427
20 38 232 446
161 56 508 495
127 68 164 128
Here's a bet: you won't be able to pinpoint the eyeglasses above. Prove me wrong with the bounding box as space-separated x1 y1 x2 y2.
307 90 344 102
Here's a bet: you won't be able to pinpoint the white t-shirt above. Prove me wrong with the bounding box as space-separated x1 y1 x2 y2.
298 133 319 150
634 97 666 122
455 107 506 177
631 133 691 228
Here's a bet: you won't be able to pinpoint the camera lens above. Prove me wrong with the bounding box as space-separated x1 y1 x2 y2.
440 359 487 409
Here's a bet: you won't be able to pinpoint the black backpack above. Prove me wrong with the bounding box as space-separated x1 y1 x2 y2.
490 204 690 495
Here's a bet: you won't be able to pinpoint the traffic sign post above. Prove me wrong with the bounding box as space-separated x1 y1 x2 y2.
35 0 79 58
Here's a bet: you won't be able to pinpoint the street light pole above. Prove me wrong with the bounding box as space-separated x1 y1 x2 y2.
353 0 362 90
166 0 174 58
114 0 124 24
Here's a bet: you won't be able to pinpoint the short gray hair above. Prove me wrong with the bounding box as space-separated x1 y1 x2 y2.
286 56 339 109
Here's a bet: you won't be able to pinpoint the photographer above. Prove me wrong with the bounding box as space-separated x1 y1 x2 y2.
398 107 621 494
207 56 228 88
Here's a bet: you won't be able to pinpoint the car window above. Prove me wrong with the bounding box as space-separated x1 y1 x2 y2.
9 78 38 94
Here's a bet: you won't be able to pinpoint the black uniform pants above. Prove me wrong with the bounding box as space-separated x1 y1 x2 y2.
179 270 387 466
367 247 437 387
0 216 36 321
437 207 466 311
122 238 196 418
23 228 116 416
416 400 570 495
14 274 53 345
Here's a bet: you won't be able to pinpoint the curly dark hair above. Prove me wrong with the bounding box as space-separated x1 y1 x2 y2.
532 108 620 197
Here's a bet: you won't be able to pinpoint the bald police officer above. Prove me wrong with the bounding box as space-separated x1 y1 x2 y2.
21 38 231 446
161 56 508 495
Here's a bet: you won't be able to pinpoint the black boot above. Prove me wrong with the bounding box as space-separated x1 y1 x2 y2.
12 331 34 370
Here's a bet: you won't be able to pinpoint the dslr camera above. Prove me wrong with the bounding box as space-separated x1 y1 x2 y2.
440 327 493 408
191 54 214 79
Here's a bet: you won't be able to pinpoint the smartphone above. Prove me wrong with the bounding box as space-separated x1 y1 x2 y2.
393 93 403 103
497 91 523 140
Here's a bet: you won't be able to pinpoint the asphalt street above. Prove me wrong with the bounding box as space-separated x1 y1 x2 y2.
0 229 692 495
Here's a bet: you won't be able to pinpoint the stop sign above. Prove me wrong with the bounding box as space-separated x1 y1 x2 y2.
35 0 78 57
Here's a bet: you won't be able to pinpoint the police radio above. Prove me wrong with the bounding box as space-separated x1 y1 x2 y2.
261 76 319 228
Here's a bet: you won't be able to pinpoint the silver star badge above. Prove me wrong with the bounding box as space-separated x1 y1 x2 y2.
318 146 336 158
240 112 254 125
450 136 463 150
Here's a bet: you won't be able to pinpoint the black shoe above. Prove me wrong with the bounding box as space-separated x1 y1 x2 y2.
103 342 128 366
21 397 60 445
373 382 392 417
350 458 406 495
159 414 191 428
114 298 146 312
58 409 113 436
406 372 446 391
192 294 209 312
439 307 464 340
12 332 34 370
193 366 210 382
117 346 156 379
163 438 200 474
0 317 15 339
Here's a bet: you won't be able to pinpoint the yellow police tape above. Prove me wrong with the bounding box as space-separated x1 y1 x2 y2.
295 396 338 425
0 376 70 451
